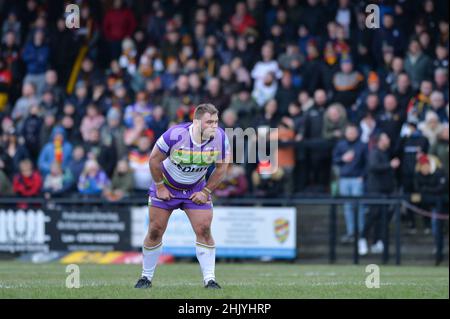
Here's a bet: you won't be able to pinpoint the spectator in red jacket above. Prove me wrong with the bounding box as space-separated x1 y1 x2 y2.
102 0 137 62
13 159 42 207
230 2 257 35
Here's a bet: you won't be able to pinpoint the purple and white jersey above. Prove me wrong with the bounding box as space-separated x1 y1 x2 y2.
155 122 230 189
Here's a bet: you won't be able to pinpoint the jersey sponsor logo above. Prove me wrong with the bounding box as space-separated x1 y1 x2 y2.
174 163 209 173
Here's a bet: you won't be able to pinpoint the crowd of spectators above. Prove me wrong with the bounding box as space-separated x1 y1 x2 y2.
0 0 448 238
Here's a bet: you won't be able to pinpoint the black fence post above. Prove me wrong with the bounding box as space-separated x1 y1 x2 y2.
353 200 359 265
395 203 401 265
382 204 390 264
329 204 337 264
435 199 443 265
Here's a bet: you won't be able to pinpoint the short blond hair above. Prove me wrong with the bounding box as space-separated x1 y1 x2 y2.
194 103 218 120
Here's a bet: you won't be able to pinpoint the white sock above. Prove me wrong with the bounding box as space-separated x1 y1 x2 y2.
196 242 216 284
141 242 162 280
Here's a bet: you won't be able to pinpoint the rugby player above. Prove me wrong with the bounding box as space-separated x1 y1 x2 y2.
134 103 230 289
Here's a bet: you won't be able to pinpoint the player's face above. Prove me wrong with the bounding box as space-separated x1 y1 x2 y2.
200 112 219 140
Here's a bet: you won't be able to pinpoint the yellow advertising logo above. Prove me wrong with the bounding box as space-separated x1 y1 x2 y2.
274 218 289 244
60 251 123 264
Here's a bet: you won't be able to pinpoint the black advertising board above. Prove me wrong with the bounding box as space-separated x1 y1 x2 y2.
0 207 131 253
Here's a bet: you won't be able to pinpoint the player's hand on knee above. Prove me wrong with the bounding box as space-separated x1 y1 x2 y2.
189 191 208 204
156 184 173 200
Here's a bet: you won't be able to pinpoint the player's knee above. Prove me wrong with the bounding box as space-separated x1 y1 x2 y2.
196 224 212 240
148 224 164 241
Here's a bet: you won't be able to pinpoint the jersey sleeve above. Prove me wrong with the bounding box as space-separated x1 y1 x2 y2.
155 125 185 156
155 133 171 155
218 130 231 163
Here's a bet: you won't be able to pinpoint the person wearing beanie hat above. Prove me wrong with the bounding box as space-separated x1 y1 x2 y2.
367 71 379 86
332 54 364 107
414 152 447 240
417 153 430 166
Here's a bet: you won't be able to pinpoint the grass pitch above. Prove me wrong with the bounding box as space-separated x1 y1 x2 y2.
0 262 448 299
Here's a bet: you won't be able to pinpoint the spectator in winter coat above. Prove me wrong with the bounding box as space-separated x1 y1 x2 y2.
428 90 448 123
359 133 401 255
69 145 86 189
251 42 282 90
418 111 446 148
377 94 405 151
84 128 117 177
21 104 42 162
13 159 42 200
252 72 278 108
322 103 347 142
332 56 364 109
304 89 330 190
430 125 449 182
0 168 13 196
0 57 12 113
77 159 110 196
103 159 134 201
406 80 433 123
128 135 153 193
42 162 74 198
102 0 137 62
229 84 258 128
413 153 448 234
38 126 73 177
11 82 39 131
404 38 433 90
395 118 430 232
332 124 368 242
230 2 257 35
80 104 105 142
22 29 50 95
1 128 30 178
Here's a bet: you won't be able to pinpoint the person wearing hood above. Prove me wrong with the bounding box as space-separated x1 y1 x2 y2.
21 104 42 162
37 126 73 177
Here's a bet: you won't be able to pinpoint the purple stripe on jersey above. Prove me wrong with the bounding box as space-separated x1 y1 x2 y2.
220 128 225 160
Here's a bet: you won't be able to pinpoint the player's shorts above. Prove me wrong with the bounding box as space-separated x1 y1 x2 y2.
148 180 213 211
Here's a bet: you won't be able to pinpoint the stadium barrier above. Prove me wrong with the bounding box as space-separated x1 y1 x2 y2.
0 194 447 265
